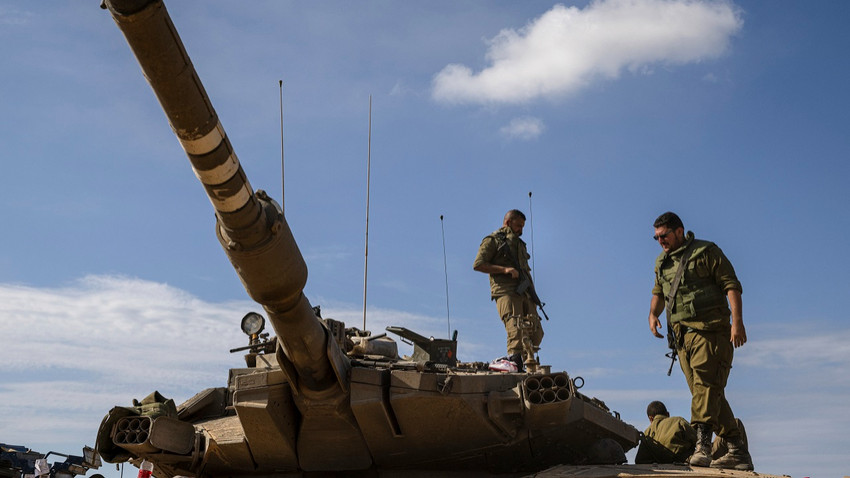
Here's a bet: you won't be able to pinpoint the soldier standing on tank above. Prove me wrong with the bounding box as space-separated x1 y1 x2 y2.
646 212 753 470
474 209 543 371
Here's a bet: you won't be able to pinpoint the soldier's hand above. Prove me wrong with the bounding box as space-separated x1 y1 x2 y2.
505 267 520 279
649 315 664 338
731 321 747 348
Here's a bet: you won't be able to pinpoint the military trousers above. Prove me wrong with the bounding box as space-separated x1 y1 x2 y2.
496 293 543 356
677 328 740 440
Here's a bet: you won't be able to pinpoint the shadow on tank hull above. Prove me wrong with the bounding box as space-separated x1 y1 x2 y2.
93 0 665 475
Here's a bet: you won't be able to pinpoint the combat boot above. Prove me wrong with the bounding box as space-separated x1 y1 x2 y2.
689 424 712 467
509 353 525 372
710 434 753 471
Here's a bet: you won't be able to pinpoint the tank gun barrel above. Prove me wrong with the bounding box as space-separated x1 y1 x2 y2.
104 0 341 392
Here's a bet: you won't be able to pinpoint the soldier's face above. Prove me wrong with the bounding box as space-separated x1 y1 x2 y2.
654 226 684 253
508 218 525 236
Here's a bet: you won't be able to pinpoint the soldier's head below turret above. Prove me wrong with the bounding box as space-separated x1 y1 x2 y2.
646 400 670 421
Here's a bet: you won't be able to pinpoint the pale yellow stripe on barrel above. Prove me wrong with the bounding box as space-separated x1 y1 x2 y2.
193 152 240 185
179 122 225 156
209 182 253 213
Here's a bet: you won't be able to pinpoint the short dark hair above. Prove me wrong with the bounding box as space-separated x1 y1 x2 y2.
646 400 669 418
653 211 683 231
505 209 526 221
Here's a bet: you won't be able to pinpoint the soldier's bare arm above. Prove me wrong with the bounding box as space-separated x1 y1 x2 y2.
474 262 519 278
649 294 666 338
728 289 746 347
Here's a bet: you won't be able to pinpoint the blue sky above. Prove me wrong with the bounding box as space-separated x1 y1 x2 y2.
1 1 848 477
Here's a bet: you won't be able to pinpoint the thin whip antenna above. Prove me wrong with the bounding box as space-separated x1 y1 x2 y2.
362 95 372 330
528 191 535 282
279 80 285 213
440 214 451 337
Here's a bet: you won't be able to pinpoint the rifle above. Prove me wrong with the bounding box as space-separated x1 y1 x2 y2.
496 233 550 321
663 244 694 376
665 320 677 376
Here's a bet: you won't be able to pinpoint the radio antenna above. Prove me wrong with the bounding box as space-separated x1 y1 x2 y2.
279 80 285 213
528 191 535 282
440 214 451 337
362 95 372 330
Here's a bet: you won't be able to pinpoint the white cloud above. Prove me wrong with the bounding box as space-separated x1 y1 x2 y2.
302 246 353 268
500 116 546 140
389 80 409 97
0 276 248 388
738 331 850 379
0 7 31 26
432 0 743 105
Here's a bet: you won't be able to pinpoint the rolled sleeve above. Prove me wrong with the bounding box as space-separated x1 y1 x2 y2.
652 268 664 296
473 236 497 269
710 247 742 293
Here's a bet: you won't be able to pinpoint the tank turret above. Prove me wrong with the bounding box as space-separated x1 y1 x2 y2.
95 1 641 476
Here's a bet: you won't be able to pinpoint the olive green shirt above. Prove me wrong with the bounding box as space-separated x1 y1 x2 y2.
652 231 742 331
474 226 531 298
635 414 696 464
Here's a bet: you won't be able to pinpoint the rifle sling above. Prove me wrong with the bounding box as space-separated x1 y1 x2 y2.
495 231 521 272
496 232 537 300
665 243 694 348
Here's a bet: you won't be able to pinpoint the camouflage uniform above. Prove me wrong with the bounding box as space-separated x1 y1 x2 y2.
635 414 696 464
653 231 743 441
474 226 543 356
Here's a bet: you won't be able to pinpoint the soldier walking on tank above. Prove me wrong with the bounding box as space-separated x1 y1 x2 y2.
474 209 543 371
646 212 753 470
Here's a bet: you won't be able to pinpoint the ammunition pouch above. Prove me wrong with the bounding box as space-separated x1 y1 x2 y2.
672 281 726 323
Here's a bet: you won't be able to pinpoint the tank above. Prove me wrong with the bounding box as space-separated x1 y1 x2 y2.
93 2 778 477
